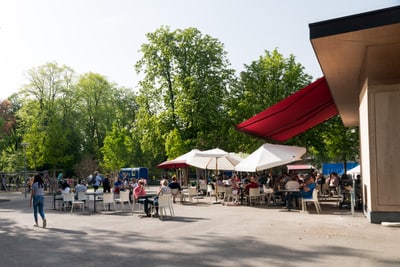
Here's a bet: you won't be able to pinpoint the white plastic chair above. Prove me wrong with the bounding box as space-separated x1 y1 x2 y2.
77 191 88 206
114 190 131 212
222 186 235 204
183 187 198 202
170 188 182 203
63 192 85 213
249 188 262 206
199 183 207 194
102 192 116 212
302 189 322 214
262 185 274 206
152 194 174 219
206 184 216 197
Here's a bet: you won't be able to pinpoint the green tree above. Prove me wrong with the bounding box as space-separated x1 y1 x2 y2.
227 49 312 153
315 116 359 170
17 62 80 173
75 72 117 164
135 26 235 162
99 87 139 171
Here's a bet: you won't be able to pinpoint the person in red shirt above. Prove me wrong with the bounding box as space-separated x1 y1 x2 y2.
134 180 151 216
245 176 259 194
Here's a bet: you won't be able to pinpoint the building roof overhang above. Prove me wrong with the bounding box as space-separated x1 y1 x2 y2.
310 5 400 126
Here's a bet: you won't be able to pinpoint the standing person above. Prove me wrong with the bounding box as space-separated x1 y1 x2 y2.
57 172 63 189
92 171 102 192
326 172 340 195
29 174 47 228
1 175 8 191
102 174 111 193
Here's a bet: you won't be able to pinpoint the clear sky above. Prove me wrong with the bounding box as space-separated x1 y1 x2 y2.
0 0 399 100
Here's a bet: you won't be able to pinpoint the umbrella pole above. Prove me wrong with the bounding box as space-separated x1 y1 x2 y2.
212 158 221 204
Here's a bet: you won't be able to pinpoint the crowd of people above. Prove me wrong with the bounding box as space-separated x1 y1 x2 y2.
53 171 181 217
198 170 347 209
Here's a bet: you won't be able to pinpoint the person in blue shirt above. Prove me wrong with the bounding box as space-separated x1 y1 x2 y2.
57 172 63 188
113 177 123 194
29 174 47 228
93 171 102 192
285 175 316 209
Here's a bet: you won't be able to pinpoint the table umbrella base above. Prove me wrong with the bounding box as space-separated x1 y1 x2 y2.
279 208 300 212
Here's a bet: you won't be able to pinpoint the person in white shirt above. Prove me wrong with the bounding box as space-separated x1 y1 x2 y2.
285 176 300 190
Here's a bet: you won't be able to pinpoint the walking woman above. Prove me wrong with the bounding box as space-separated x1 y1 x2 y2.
29 174 47 228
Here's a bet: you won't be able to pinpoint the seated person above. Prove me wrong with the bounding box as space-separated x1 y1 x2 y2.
129 178 138 202
61 180 71 195
74 180 87 200
245 176 259 195
150 179 171 216
216 177 224 187
223 176 232 187
61 180 71 208
285 175 316 209
285 176 300 190
168 177 182 203
273 176 286 205
113 178 123 194
231 174 241 192
133 180 150 216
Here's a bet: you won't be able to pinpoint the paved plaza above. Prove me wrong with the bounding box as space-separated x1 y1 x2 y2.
1 190 399 267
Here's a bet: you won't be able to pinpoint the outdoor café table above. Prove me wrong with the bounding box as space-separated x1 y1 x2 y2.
85 191 103 213
137 192 158 215
52 192 63 210
278 189 300 212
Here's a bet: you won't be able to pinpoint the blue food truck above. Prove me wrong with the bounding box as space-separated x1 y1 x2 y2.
119 167 148 181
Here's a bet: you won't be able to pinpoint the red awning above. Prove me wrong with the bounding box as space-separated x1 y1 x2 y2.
157 159 188 169
235 77 338 142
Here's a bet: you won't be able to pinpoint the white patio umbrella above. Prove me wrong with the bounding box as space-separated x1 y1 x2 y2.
234 143 306 172
186 148 240 203
347 165 360 175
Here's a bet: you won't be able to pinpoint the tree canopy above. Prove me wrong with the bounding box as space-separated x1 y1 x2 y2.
0 27 359 180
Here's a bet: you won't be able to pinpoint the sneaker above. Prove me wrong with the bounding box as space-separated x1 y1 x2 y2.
33 223 39 227
43 219 47 228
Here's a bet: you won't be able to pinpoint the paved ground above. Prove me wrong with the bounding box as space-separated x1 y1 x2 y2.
1 190 399 267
